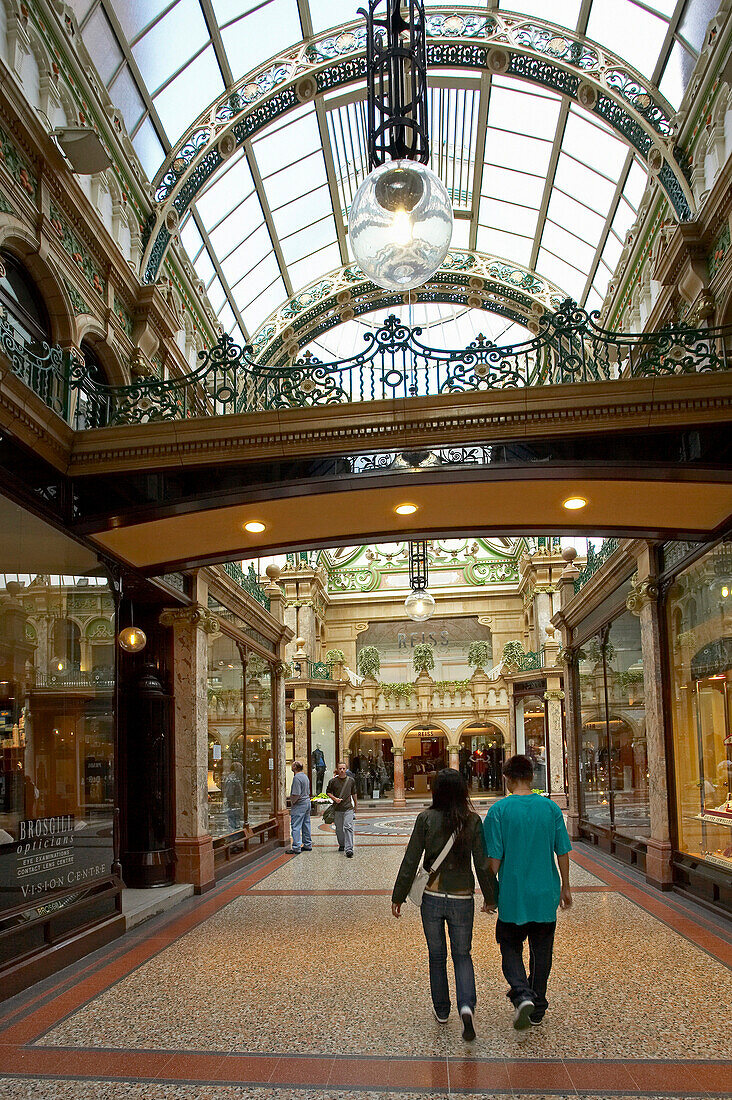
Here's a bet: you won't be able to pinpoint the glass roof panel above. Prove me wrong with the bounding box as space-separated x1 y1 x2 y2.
546 190 606 247
586 0 667 80
82 6 124 84
287 244 342 288
561 110 628 179
108 64 146 132
537 248 587 300
153 46 224 145
131 0 209 93
272 185 332 237
131 116 165 178
309 0 363 34
180 216 204 261
220 1 302 82
476 226 533 268
245 277 288 330
497 0 583 23
553 154 618 215
116 0 175 41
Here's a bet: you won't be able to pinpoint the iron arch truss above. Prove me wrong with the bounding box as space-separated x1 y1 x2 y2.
142 8 693 286
249 251 568 367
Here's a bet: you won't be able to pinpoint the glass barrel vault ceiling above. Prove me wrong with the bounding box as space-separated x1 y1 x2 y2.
68 0 720 344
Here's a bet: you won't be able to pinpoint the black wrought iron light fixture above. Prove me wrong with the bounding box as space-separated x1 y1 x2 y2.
405 539 435 622
349 0 453 291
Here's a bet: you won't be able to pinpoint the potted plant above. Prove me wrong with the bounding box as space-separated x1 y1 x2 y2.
413 642 435 675
357 646 380 679
468 640 491 670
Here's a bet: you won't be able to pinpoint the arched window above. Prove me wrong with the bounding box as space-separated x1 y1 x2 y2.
80 340 109 387
0 251 51 348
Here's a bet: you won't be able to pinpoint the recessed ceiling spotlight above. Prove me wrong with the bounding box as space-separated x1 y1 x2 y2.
395 503 418 515
244 520 266 533
562 496 587 511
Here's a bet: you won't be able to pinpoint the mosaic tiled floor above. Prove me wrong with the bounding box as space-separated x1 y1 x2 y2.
0 814 730 1099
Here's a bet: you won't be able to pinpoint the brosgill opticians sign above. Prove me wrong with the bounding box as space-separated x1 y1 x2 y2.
16 815 76 898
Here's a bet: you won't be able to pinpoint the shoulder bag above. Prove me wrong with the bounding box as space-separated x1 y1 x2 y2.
323 777 353 825
407 831 457 907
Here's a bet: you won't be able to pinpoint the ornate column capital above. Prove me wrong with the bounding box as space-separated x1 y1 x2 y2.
543 689 566 701
625 577 659 616
447 743 462 754
159 604 219 633
289 699 311 712
391 746 405 756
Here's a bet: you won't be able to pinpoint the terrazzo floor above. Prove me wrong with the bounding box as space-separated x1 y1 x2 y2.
0 809 730 1098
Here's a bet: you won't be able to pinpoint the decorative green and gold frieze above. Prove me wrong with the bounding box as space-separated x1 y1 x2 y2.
0 125 37 201
50 202 106 298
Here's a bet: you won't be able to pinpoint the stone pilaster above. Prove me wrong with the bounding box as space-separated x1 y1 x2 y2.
506 680 516 755
544 682 567 808
159 598 219 893
392 747 406 808
626 552 672 889
274 661 289 843
290 693 310 764
556 547 582 837
447 743 461 771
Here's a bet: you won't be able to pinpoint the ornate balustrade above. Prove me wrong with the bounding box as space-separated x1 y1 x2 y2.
2 302 731 430
222 561 271 611
574 538 621 593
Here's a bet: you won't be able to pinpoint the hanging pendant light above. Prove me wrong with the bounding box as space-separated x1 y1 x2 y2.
405 539 435 622
118 598 147 653
349 0 452 291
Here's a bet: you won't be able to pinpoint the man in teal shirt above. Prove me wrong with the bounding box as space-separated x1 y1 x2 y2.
483 754 573 1030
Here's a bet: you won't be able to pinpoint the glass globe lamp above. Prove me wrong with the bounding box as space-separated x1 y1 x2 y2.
404 587 435 622
349 161 453 291
118 626 147 653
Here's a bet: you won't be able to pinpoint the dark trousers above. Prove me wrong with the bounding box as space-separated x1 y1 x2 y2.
495 919 556 1019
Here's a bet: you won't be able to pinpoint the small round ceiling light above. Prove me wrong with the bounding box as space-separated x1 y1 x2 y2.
562 496 588 511
395 503 418 515
118 626 147 653
244 520 266 533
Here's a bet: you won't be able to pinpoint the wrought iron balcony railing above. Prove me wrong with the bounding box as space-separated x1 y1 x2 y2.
222 561 271 611
3 300 731 430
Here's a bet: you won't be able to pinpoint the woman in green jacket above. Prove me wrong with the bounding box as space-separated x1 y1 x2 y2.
391 768 496 1042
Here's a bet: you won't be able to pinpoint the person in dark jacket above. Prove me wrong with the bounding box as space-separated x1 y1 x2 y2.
391 768 496 1042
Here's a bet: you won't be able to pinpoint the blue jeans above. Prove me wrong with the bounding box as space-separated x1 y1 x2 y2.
290 802 312 851
420 893 476 1016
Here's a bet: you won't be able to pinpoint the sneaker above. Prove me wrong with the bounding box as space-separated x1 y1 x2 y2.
513 999 534 1030
529 1014 544 1027
460 1006 476 1042
302 847 313 852
285 849 300 855
433 1007 449 1023
346 851 353 858
338 846 345 852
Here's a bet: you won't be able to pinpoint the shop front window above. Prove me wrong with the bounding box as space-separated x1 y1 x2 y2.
667 541 732 871
310 702 336 796
0 569 115 921
207 633 244 838
516 695 548 792
403 726 446 796
578 611 649 838
349 728 393 799
245 655 273 827
461 723 505 793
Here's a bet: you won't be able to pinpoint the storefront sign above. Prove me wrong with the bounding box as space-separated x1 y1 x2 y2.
15 816 75 898
398 630 449 648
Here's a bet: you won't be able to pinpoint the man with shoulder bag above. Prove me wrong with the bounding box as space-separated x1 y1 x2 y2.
326 760 357 857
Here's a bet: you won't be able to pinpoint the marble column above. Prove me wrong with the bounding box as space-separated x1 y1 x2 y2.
160 600 219 893
534 588 554 652
274 661 289 843
291 693 310 764
544 679 567 808
506 681 516 755
555 549 582 838
392 747 406 808
626 558 672 888
448 743 460 771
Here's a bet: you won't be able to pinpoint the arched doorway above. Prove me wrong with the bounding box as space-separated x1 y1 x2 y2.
404 724 447 797
460 723 506 794
349 727 393 801
516 693 549 792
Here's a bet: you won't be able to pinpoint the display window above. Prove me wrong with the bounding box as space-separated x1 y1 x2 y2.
667 541 732 871
349 728 393 800
403 726 446 796
515 694 548 792
310 702 336 796
460 723 505 793
207 633 275 836
0 500 117 941
578 610 649 839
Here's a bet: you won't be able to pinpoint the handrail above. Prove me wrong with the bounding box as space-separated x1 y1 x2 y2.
3 301 732 430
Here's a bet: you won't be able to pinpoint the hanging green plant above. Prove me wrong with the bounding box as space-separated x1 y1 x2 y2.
324 648 345 665
468 640 491 669
501 640 525 669
357 646 380 679
433 679 471 695
413 643 435 673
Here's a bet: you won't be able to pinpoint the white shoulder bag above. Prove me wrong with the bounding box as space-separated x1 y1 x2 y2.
407 832 457 907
